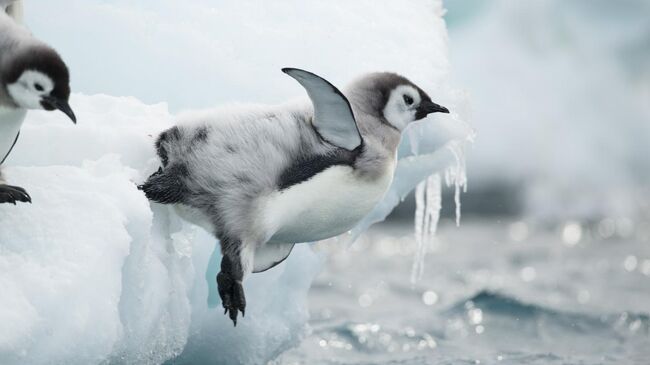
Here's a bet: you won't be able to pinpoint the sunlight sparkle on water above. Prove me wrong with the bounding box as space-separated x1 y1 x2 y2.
422 290 439 306
509 221 529 242
562 222 582 246
624 255 638 272
468 308 483 325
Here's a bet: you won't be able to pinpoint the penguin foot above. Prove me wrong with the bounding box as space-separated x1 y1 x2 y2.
0 184 31 204
217 271 246 326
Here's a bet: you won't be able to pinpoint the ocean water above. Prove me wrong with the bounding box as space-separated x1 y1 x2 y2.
274 219 650 364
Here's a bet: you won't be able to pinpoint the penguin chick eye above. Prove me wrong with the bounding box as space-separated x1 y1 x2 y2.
34 83 44 92
403 95 414 105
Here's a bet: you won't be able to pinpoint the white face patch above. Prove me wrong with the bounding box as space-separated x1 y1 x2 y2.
6 70 54 110
382 85 421 130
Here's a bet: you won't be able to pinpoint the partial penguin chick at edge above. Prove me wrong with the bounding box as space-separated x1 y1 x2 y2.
139 68 449 326
0 2 76 205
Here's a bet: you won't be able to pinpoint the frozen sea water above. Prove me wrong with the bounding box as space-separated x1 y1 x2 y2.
275 220 650 365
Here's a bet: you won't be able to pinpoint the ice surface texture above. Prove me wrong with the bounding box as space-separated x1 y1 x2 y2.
0 1 471 363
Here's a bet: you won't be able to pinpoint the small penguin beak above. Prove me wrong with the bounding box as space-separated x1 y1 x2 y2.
42 96 77 124
418 100 449 116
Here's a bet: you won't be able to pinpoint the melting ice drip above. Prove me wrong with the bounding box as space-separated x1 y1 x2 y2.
411 141 468 284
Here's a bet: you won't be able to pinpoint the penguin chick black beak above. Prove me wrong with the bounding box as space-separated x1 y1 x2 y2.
418 100 449 116
41 96 77 124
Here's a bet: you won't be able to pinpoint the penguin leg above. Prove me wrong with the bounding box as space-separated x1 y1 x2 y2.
0 170 31 204
216 236 255 326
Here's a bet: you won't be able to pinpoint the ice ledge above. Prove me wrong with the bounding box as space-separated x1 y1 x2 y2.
0 88 471 364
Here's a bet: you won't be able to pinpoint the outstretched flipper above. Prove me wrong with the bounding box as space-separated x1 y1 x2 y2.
253 242 295 273
282 68 362 151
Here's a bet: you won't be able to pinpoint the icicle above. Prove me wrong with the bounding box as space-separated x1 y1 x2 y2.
445 141 468 227
411 181 427 284
410 138 469 284
411 173 442 284
426 174 442 240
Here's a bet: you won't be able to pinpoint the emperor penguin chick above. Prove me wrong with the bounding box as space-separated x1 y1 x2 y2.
0 4 76 204
140 68 449 326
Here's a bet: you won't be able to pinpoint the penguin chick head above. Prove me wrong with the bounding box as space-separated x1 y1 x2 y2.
348 72 448 131
3 46 75 123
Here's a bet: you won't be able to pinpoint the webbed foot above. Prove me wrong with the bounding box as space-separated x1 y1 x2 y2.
217 271 246 326
0 184 31 204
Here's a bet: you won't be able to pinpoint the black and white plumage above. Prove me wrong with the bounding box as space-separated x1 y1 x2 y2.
0 2 75 204
140 68 449 325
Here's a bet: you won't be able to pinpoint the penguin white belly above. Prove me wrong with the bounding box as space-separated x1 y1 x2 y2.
262 164 393 243
0 106 27 164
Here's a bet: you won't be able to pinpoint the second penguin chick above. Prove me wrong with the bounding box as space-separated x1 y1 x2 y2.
0 4 75 204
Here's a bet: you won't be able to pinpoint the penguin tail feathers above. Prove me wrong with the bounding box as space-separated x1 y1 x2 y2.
138 165 188 204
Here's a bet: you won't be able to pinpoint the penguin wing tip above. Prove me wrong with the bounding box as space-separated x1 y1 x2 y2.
282 67 312 77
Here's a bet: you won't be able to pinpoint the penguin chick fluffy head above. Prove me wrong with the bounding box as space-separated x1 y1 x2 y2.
347 72 449 131
2 46 75 122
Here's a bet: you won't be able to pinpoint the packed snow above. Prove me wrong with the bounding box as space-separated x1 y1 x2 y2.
0 1 472 364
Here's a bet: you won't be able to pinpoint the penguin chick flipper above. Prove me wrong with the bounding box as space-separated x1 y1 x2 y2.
0 184 31 204
252 242 295 273
282 68 362 151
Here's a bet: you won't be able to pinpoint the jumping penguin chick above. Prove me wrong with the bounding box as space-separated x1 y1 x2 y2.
140 68 449 326
0 3 76 204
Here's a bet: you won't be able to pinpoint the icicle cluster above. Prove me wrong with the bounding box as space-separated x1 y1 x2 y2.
411 140 468 284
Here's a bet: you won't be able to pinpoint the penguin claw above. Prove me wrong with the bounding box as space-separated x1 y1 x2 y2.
0 184 31 205
217 271 247 327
